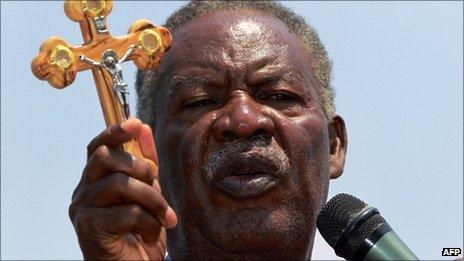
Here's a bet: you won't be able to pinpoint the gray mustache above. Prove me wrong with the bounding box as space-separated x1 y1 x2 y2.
204 136 290 179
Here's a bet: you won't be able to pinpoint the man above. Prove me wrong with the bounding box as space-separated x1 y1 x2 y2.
68 1 347 260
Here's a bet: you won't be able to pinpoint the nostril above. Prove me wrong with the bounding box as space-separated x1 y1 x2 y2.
252 129 270 139
223 131 240 142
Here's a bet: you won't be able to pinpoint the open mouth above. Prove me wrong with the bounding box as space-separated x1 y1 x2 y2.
207 148 288 199
215 171 279 198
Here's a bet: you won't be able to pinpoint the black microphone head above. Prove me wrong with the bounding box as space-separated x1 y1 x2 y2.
317 193 387 260
316 193 367 247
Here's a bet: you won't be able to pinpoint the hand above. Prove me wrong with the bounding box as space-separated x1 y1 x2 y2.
69 119 177 260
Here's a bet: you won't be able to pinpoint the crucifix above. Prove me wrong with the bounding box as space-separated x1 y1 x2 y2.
79 45 137 118
31 0 172 166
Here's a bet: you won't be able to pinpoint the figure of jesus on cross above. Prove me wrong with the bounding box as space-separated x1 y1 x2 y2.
79 44 137 118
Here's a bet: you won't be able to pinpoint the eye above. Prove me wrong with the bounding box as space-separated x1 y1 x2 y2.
183 97 216 109
263 91 297 102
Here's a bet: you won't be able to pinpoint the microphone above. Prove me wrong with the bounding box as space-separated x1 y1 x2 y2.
316 193 418 260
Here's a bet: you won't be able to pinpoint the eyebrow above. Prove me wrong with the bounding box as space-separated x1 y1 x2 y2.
169 74 210 92
248 65 294 84
248 65 317 100
166 72 225 103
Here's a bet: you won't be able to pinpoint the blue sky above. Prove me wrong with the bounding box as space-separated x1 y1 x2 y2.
1 1 462 260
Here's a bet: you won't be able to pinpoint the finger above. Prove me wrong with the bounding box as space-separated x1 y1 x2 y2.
83 145 155 186
137 124 161 190
138 124 158 165
75 173 177 228
87 119 143 159
72 205 163 243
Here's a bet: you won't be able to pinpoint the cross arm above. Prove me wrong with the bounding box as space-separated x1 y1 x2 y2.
31 20 171 89
120 44 137 62
79 54 102 67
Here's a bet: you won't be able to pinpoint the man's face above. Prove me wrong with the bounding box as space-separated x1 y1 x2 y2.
103 55 116 67
152 9 345 259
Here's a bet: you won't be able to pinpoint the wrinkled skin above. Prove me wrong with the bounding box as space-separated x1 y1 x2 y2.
69 9 347 260
154 10 347 260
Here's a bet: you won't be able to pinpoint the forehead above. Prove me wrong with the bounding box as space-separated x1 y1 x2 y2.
164 9 314 74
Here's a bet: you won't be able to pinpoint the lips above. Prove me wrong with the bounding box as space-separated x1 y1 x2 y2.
208 150 287 199
216 172 279 198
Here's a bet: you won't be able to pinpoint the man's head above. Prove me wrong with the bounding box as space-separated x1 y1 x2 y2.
102 49 117 68
136 1 347 259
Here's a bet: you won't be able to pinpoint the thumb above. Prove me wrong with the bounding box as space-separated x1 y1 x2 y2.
138 123 158 166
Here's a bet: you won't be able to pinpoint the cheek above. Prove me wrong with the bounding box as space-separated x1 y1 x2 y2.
159 113 214 204
275 109 329 164
273 109 330 208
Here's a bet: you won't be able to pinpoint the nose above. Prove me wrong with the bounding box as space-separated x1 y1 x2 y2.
213 91 275 141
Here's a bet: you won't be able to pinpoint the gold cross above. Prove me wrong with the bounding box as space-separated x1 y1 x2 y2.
31 0 172 162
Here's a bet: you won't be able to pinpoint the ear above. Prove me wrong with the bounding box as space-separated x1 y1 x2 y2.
328 115 347 179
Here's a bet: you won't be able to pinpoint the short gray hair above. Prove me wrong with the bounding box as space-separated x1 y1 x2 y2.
136 0 335 125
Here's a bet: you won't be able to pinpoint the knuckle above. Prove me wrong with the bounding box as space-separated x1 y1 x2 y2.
86 136 101 157
109 172 128 191
129 204 159 230
69 184 86 219
113 171 127 181
73 209 93 235
128 204 143 219
133 158 153 182
81 163 92 180
94 145 110 162
142 160 154 177
86 143 93 156
68 202 77 221
83 146 110 181
71 182 82 201
87 146 112 170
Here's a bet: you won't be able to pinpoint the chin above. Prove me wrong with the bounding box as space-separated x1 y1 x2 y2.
194 203 309 255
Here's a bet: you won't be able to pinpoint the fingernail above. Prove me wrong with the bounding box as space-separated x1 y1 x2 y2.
120 119 141 131
120 120 130 130
165 206 178 228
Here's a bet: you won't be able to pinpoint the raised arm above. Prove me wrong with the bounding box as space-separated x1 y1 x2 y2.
120 44 137 62
79 54 101 67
